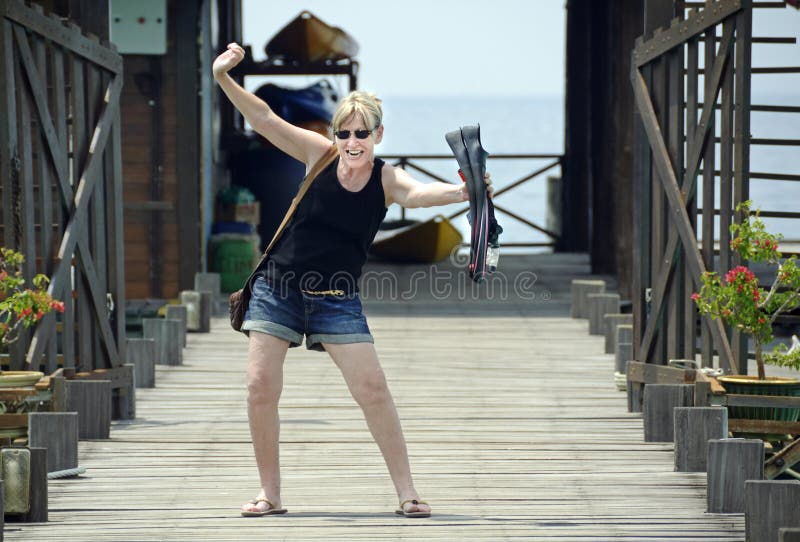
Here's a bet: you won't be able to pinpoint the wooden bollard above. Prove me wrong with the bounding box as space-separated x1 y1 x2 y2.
587 293 620 335
707 439 764 513
673 407 727 472
166 305 188 347
626 359 644 413
643 384 694 442
195 272 221 297
53 379 112 439
114 364 136 421
1 447 47 522
179 290 212 332
143 318 183 366
570 279 605 319
604 313 632 354
127 338 156 388
28 412 79 472
746 480 800 542
195 272 225 317
616 324 634 374
780 528 800 542
25 447 47 523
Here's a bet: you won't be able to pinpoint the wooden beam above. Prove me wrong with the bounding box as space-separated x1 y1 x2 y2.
0 0 121 73
728 419 800 434
627 360 698 384
0 20 18 249
175 2 201 291
633 0 743 67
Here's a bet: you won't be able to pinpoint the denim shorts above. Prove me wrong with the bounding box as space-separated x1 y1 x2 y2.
241 276 373 352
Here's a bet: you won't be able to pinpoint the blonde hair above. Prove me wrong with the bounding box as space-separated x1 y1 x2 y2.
331 91 383 132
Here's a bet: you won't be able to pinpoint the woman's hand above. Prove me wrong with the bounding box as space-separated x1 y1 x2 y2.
458 172 494 201
213 42 245 79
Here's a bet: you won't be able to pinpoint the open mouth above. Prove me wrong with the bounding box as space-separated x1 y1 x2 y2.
345 149 364 157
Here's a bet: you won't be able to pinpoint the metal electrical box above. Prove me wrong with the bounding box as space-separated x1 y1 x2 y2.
109 0 167 55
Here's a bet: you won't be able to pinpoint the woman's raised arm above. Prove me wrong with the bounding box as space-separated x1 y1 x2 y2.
212 42 331 166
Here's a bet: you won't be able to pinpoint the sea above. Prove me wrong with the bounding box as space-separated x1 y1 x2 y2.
371 93 800 251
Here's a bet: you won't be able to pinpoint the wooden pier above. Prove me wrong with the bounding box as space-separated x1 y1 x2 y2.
4 255 745 541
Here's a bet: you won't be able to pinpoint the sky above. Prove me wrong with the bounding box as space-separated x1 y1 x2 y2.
240 1 800 99
241 0 566 98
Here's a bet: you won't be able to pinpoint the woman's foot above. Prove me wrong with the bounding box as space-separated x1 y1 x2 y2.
241 494 287 517
396 497 431 518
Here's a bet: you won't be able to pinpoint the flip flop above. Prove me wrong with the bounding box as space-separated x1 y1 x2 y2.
241 497 288 517
395 498 431 518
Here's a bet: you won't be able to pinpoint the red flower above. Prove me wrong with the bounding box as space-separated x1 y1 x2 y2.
691 293 700 301
19 307 32 317
49 300 65 312
35 310 44 320
753 290 761 302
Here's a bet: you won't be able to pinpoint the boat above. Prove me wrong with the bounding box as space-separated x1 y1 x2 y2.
370 215 464 263
265 11 359 64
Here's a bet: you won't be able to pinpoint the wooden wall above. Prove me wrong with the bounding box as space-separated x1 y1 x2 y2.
562 0 644 299
119 0 201 300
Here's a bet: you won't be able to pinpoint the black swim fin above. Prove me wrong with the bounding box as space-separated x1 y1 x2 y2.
445 125 502 282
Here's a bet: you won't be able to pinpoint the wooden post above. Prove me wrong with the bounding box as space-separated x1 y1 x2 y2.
23 447 47 523
127 338 156 388
194 272 221 297
780 528 800 542
1 447 48 522
195 272 224 316
56 380 112 440
179 290 212 332
604 314 633 354
142 318 183 366
546 175 561 237
165 305 188 347
673 407 727 472
570 279 605 318
588 293 621 335
114 364 136 420
643 384 694 442
745 480 800 542
626 359 644 413
28 412 79 472
707 438 764 513
616 324 634 373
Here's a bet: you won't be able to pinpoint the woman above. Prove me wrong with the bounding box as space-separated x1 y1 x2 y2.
213 42 491 519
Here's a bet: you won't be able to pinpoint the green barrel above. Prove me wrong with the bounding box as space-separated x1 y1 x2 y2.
211 237 255 293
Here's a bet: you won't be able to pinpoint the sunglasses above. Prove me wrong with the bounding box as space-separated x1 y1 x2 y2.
334 129 373 140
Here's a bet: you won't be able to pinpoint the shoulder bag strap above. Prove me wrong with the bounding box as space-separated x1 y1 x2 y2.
262 143 338 259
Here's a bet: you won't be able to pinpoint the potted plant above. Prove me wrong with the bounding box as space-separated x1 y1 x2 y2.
0 247 64 386
692 201 800 421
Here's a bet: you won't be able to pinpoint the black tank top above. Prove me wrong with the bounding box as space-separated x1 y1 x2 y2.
260 156 388 293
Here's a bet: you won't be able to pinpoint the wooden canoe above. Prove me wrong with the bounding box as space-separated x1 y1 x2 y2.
370 215 463 263
265 11 359 64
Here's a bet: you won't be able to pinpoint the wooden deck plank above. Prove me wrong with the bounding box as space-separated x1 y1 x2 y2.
5 255 745 541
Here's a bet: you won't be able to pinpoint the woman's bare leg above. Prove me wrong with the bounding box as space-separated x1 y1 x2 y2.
242 331 290 514
324 342 431 515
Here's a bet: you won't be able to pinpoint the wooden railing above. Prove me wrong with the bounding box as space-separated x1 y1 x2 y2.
379 153 564 249
0 0 125 372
